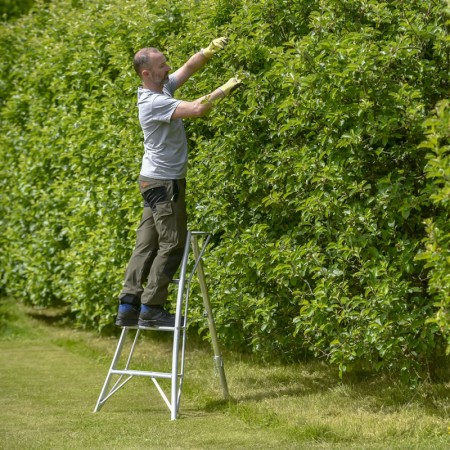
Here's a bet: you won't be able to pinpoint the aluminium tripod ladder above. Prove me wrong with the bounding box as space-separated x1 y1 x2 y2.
94 231 229 420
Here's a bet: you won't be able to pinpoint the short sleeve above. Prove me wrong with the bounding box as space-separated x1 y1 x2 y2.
151 95 182 123
165 75 178 96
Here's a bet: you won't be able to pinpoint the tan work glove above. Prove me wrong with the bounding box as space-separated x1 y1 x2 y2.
202 37 229 59
218 77 242 96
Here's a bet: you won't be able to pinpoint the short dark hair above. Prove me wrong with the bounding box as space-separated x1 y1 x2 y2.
133 47 160 78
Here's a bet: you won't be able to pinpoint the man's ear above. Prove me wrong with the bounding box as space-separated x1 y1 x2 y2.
141 69 150 78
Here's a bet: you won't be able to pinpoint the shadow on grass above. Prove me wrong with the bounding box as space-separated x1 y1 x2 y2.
203 358 450 420
7 298 450 423
26 307 72 326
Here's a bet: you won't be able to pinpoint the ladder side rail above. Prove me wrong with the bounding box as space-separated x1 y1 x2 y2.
170 230 192 420
176 273 192 413
187 233 211 284
192 235 230 400
176 232 211 412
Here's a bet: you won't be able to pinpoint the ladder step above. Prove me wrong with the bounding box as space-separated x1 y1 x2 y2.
111 369 177 379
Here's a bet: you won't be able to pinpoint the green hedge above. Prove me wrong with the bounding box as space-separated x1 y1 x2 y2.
1 0 450 381
419 99 450 352
0 0 35 21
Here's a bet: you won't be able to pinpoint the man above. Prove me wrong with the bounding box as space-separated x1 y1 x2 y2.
116 37 241 328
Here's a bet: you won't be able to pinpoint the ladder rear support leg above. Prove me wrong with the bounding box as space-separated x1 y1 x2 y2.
192 235 229 400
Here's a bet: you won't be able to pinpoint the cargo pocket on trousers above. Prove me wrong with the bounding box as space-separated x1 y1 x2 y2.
142 185 167 209
155 201 172 217
155 201 176 245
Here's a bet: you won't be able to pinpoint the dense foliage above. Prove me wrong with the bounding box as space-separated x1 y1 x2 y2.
0 0 35 21
1 0 449 381
419 100 450 354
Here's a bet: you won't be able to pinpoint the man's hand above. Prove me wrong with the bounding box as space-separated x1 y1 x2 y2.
202 37 229 59
218 77 242 96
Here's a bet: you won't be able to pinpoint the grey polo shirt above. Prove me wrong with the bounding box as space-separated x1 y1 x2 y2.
137 75 187 179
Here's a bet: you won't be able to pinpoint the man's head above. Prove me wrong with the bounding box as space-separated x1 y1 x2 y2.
133 48 171 89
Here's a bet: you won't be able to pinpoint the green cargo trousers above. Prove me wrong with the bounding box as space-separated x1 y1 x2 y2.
119 178 187 306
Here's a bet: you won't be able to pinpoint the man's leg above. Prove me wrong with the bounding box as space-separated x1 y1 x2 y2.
139 179 187 326
116 205 158 327
120 207 158 302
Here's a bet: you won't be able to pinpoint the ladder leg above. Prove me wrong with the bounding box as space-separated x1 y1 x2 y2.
171 230 191 420
94 327 129 412
192 235 230 400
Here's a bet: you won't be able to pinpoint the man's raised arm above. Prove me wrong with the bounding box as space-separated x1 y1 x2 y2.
172 37 229 89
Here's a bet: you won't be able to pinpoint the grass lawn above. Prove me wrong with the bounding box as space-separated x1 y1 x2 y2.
1 297 449 449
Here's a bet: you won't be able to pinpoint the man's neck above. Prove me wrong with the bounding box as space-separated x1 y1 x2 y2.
143 80 164 92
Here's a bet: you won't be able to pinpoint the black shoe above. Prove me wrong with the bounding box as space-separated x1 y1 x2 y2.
138 305 184 328
115 303 140 327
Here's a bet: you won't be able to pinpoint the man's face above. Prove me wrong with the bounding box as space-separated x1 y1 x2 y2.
149 52 171 86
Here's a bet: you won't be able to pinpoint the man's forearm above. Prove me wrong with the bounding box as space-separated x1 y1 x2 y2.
199 87 226 105
172 76 241 120
172 51 210 88
183 51 209 74
172 37 228 89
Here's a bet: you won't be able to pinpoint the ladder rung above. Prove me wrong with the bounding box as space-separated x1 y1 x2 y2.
111 369 176 379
